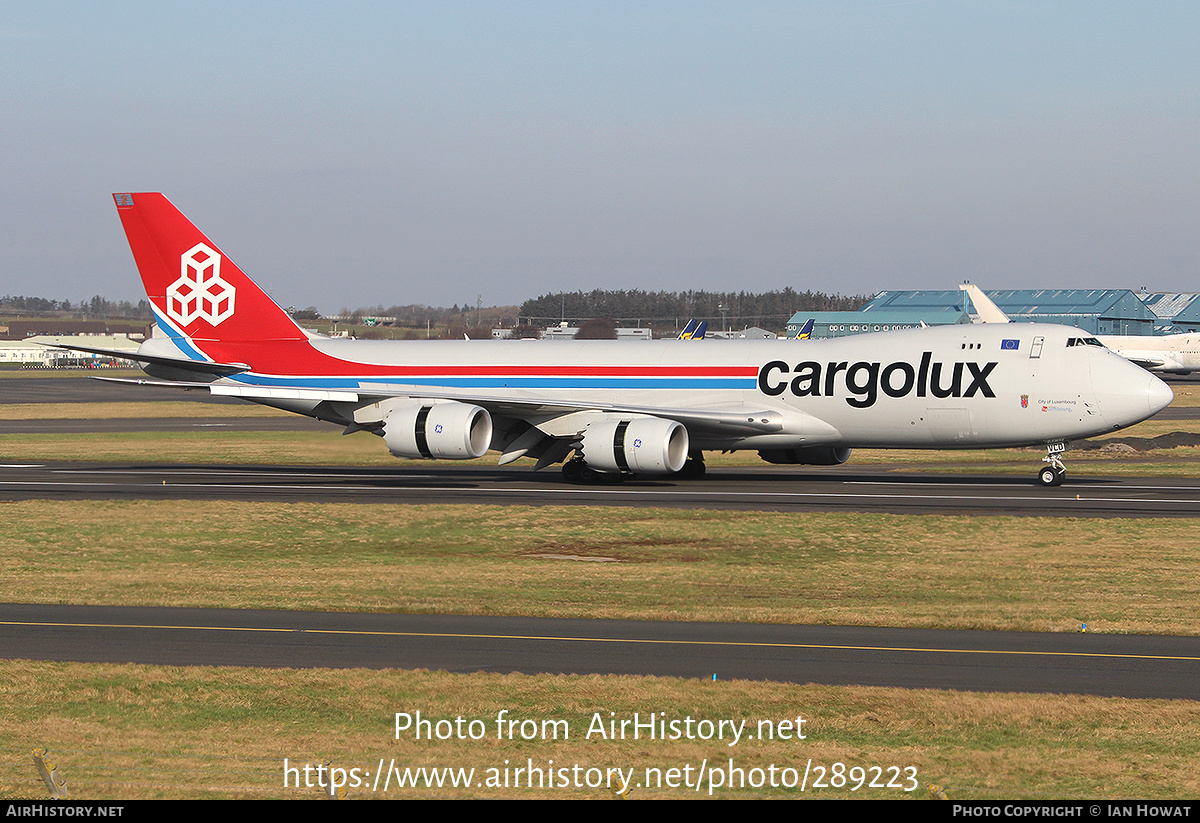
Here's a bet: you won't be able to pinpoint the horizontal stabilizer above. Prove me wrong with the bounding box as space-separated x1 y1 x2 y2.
49 344 249 376
94 376 358 402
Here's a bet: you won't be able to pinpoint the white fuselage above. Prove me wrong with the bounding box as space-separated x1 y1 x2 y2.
208 322 1171 453
113 193 1173 477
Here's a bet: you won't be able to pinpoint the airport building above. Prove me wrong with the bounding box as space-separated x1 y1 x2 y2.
1138 293 1200 332
0 335 141 368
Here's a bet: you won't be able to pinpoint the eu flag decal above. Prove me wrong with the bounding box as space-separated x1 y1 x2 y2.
1000 339 1020 350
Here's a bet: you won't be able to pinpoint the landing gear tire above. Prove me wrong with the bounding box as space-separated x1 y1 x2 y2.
1037 466 1065 487
562 457 623 484
674 458 707 480
562 458 585 483
1037 441 1068 488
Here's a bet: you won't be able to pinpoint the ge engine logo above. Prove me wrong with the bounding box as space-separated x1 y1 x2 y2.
166 243 236 326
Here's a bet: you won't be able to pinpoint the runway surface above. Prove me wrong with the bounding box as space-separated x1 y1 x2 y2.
3 603 1197 699
2 461 1199 516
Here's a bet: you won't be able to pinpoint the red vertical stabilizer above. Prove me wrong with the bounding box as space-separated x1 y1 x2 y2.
113 192 307 346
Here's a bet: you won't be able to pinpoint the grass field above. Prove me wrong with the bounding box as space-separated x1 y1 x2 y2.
2 501 1198 634
3 663 1198 800
1 373 1198 800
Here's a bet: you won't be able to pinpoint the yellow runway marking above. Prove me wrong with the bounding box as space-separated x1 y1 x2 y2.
3 620 1198 662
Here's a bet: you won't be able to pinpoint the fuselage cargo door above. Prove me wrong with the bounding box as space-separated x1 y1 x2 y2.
926 407 975 444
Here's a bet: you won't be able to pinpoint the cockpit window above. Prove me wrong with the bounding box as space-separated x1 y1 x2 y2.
1066 337 1106 348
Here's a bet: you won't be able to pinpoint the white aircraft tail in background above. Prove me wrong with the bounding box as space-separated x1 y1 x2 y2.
960 283 1011 323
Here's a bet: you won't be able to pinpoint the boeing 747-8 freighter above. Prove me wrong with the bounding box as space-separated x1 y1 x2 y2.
63 194 1172 487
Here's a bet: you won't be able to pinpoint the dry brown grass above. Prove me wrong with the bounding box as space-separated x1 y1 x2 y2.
2 501 1198 634
0 430 395 465
1 662 1196 800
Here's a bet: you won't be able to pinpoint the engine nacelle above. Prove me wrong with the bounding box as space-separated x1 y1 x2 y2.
758 446 852 465
579 417 689 474
383 401 493 460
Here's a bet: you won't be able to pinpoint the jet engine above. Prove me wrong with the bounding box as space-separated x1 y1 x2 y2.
758 446 852 465
383 401 493 460
579 417 689 474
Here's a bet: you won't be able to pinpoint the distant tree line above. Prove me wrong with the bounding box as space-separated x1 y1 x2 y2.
518 288 870 332
3 286 871 336
0 295 151 319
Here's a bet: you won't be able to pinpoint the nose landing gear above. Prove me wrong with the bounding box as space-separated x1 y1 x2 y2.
1037 441 1067 487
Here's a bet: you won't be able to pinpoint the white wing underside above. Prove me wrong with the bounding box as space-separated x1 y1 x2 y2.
94 375 787 436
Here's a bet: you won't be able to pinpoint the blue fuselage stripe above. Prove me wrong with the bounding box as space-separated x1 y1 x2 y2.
230 374 757 390
151 308 209 363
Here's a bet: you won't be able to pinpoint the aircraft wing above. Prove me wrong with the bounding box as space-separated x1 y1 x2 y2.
51 344 249 376
95 376 356 401
1122 356 1168 370
95 376 786 435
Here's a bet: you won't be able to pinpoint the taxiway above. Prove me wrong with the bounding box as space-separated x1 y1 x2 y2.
3 603 1197 699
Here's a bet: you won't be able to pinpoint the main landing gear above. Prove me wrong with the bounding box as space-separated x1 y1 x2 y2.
1037 441 1067 487
560 451 707 483
561 456 621 484
673 452 706 480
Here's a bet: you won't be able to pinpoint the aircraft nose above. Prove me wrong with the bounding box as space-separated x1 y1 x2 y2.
1147 374 1173 416
1092 354 1174 428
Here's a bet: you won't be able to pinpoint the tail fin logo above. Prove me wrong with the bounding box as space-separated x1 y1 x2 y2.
166 243 236 327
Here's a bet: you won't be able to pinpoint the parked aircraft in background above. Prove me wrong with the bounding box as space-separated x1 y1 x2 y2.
1093 334 1200 375
677 319 708 340
793 318 814 339
63 194 1172 487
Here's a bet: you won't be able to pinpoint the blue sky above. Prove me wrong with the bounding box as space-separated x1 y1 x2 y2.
3 1 1197 310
